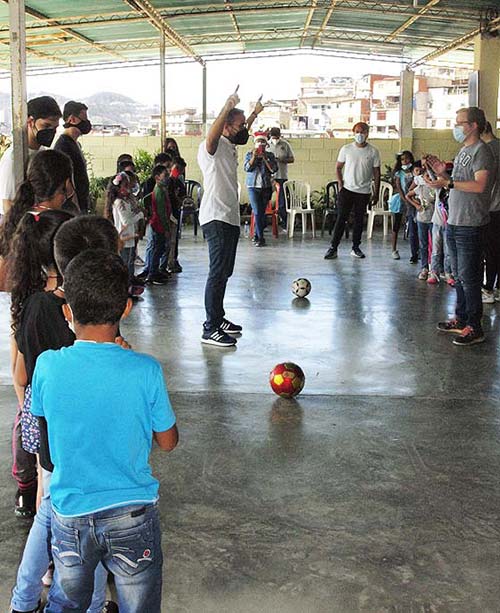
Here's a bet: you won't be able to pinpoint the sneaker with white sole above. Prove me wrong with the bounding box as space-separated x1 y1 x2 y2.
392 250 400 260
220 318 242 334
482 288 495 304
201 329 237 347
494 288 500 302
427 272 439 285
351 247 365 259
452 325 485 346
436 318 466 334
418 268 428 280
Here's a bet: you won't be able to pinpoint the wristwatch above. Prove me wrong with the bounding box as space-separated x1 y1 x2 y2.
447 179 454 190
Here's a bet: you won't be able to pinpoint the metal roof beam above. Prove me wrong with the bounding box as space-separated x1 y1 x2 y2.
2 1 478 33
300 0 318 48
385 0 441 42
224 0 244 47
0 0 126 61
408 15 500 68
312 0 338 48
121 0 204 64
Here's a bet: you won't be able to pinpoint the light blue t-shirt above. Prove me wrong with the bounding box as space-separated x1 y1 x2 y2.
31 341 176 517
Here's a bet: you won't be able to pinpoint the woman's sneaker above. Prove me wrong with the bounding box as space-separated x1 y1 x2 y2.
452 326 485 346
418 268 428 280
101 602 119 613
201 329 237 347
427 272 439 285
392 250 400 260
436 318 466 334
495 288 500 302
15 487 36 518
482 288 495 304
445 273 455 287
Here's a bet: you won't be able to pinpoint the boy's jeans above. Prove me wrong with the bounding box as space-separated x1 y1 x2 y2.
417 221 432 269
46 503 163 613
446 223 484 330
431 223 451 274
11 470 107 613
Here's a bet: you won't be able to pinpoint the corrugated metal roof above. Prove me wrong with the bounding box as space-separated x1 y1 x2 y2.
0 0 498 72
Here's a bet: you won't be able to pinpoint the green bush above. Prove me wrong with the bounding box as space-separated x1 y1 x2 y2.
133 149 158 184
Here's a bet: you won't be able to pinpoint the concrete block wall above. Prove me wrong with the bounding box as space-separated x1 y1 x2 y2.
81 131 461 203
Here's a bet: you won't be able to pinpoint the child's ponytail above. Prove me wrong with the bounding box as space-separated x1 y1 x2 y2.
0 179 36 257
9 209 73 332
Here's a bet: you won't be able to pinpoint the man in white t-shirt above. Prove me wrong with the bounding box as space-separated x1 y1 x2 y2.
324 122 380 260
267 127 294 227
0 96 61 222
197 88 263 347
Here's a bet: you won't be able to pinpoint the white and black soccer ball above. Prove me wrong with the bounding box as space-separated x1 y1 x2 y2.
291 278 311 298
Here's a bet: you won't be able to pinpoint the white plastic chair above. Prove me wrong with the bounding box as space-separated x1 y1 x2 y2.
367 180 393 239
283 180 316 238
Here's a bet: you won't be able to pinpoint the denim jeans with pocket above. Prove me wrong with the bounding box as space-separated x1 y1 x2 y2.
11 470 107 613
202 220 240 332
46 503 163 613
417 221 432 269
446 223 484 330
431 224 451 274
248 187 272 239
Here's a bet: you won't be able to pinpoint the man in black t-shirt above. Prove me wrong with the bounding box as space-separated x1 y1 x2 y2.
54 101 92 213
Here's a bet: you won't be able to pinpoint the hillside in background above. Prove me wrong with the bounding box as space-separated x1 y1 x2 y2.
0 91 158 132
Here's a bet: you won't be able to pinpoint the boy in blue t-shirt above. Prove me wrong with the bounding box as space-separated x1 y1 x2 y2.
30 249 178 613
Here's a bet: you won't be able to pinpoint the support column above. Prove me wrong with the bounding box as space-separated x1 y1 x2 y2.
159 33 166 149
399 68 414 153
202 63 207 136
9 0 28 189
473 34 500 128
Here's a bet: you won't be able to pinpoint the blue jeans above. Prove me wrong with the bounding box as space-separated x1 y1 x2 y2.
120 246 136 281
202 220 240 332
406 212 419 259
274 178 287 227
248 187 271 239
140 224 154 276
417 221 432 269
431 224 451 274
149 229 167 278
10 471 107 613
46 503 163 613
446 224 484 330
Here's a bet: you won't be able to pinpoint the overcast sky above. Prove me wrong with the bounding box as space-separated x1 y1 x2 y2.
0 53 404 113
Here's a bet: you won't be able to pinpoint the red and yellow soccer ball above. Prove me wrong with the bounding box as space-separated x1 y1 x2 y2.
269 362 305 398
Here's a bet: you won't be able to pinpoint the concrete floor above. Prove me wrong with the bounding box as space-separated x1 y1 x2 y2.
1 230 500 612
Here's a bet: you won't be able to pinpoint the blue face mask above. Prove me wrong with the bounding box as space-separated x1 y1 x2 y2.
401 164 412 171
453 126 467 143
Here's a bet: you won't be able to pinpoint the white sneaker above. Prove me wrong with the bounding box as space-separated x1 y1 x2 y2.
418 268 428 280
392 250 400 260
482 288 495 304
42 564 54 587
494 288 500 302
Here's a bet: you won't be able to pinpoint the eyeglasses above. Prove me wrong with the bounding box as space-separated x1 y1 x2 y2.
455 121 470 126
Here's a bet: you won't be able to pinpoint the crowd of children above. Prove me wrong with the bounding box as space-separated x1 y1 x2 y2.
389 150 456 288
1 147 179 612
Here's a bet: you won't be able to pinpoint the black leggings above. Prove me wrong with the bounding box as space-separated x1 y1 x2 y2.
392 213 403 234
484 210 500 290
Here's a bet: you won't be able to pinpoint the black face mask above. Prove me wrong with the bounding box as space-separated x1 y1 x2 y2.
229 127 249 145
35 127 57 147
76 119 92 135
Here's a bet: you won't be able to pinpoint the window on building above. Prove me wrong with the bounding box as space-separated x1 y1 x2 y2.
446 119 451 127
314 118 320 125
317 90 323 94
377 111 386 121
431 120 436 127
348 117 353 123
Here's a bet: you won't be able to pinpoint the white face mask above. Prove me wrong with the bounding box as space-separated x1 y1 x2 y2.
354 133 367 144
270 138 279 144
